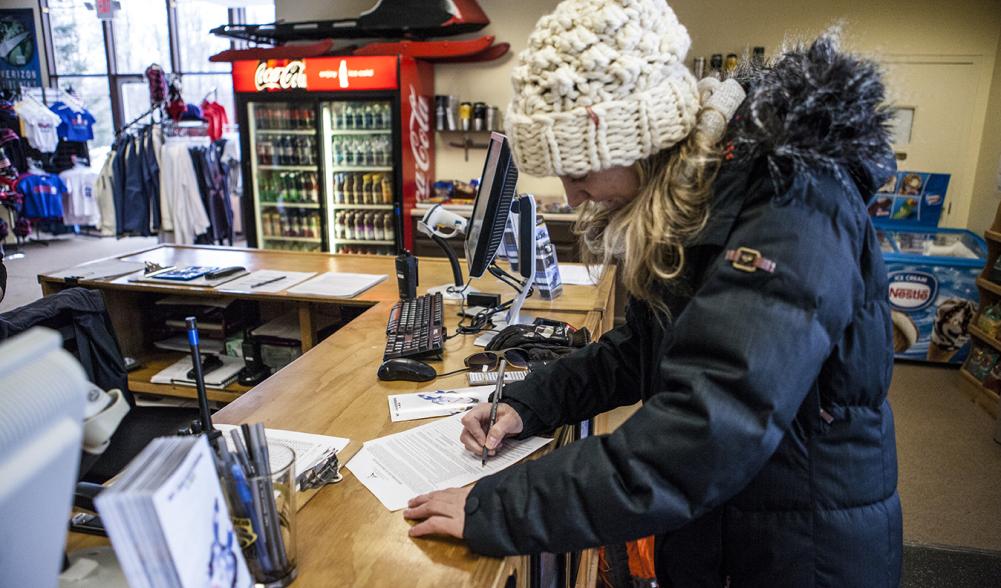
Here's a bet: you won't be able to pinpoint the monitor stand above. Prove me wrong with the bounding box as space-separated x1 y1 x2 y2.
473 278 534 347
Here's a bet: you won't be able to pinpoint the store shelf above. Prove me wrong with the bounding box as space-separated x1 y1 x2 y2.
330 166 393 172
260 201 322 209
986 230 1001 244
332 239 394 246
977 277 1001 297
128 352 249 403
256 129 316 135
332 204 393 210
969 324 1001 354
262 236 323 243
330 129 392 136
258 164 319 171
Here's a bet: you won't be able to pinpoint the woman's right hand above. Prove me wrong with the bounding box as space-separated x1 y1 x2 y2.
460 402 524 456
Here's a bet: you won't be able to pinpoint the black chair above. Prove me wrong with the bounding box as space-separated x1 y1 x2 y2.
0 287 199 483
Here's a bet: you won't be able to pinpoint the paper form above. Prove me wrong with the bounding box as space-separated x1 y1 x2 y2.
346 414 552 511
47 259 146 281
215 270 317 294
558 264 603 285
285 272 387 298
214 424 349 479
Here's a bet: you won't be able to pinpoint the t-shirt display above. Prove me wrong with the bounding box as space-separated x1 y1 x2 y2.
13 99 60 153
16 173 67 220
59 163 100 226
51 101 96 142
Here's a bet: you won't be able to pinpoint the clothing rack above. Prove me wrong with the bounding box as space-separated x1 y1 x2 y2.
116 102 164 138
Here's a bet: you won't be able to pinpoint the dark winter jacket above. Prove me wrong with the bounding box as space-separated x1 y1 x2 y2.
463 34 902 587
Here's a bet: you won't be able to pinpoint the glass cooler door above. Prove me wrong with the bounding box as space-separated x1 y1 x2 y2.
248 101 325 252
321 100 397 256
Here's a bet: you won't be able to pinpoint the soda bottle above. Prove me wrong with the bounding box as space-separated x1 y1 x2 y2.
353 103 365 129
374 214 385 240
353 212 365 241
383 213 395 240
373 103 385 129
349 174 360 204
359 174 371 205
343 104 355 129
363 105 374 129
380 173 392 203
364 213 375 240
286 136 296 165
303 137 314 166
310 213 320 239
332 173 342 204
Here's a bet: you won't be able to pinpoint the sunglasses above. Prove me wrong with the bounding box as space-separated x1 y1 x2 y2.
464 349 530 371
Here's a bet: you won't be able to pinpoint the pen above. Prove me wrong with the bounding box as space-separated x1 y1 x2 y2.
482 359 507 467
251 275 286 288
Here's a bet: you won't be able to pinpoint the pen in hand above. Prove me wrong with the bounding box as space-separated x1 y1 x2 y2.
481 359 507 467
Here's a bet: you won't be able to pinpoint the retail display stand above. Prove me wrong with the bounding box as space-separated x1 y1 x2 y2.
960 203 1001 423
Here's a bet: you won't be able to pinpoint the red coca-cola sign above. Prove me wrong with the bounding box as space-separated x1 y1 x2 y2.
233 56 399 93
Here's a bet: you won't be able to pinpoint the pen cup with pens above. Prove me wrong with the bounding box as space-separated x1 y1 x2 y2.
223 426 298 587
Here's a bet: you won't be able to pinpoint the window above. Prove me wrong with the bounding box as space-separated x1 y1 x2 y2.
40 1 275 148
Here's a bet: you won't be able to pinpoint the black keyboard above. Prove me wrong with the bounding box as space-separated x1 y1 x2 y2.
383 293 445 360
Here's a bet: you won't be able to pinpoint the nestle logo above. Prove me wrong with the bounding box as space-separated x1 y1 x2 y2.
255 61 307 91
888 272 937 311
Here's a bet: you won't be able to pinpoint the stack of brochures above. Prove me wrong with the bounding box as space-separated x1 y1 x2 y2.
95 436 253 588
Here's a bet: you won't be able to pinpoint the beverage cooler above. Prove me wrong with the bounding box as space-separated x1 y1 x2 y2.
231 56 434 254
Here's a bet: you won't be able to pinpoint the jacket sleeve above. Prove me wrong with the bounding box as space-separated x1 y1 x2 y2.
464 178 863 555
501 317 645 438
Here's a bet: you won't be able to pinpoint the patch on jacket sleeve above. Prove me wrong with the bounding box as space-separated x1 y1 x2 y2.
725 247 776 273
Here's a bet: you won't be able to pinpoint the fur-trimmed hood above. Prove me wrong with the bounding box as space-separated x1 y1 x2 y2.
728 28 896 197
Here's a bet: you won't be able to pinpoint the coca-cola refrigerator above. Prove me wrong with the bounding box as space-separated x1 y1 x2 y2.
231 55 434 254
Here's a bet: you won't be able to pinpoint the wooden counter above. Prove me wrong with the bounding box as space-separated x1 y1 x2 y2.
47 245 617 587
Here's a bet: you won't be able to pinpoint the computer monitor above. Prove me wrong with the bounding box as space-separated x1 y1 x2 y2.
0 328 89 586
464 132 519 279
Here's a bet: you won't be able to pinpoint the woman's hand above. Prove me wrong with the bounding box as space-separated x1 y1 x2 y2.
460 402 524 456
404 486 472 538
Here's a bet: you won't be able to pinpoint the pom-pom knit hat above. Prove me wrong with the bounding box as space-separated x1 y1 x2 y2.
505 0 700 177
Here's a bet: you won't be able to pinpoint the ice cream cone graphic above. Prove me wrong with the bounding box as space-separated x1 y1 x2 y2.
891 311 918 353
928 299 976 362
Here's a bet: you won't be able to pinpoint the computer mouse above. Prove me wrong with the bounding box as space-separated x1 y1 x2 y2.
377 358 437 382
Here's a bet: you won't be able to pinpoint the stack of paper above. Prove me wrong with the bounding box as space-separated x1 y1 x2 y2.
214 424 349 481
346 414 552 511
215 270 317 294
151 355 244 389
95 436 253 588
286 272 387 298
47 259 146 281
559 264 604 285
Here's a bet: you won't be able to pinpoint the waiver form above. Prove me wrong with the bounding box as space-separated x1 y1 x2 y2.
346 414 551 510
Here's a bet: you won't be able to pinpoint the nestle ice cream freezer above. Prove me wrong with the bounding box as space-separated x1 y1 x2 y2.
869 170 986 364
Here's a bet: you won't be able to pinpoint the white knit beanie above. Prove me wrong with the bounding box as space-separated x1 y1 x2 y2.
506 0 700 177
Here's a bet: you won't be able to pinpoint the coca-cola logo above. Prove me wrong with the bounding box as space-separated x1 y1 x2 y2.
255 61 307 91
408 85 431 201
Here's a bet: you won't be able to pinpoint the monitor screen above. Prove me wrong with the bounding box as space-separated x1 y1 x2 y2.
465 132 518 278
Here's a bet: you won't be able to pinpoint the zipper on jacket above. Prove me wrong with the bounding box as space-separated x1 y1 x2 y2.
819 407 835 424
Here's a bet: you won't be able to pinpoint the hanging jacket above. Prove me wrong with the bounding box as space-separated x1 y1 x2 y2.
0 287 129 400
463 33 902 587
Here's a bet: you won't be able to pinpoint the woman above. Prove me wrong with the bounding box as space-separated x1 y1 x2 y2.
405 1 902 585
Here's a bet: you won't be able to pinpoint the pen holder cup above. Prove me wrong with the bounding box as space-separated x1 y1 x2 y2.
241 444 298 587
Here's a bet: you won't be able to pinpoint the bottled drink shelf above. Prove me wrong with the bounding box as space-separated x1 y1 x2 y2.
330 129 392 135
262 236 323 243
256 129 316 135
331 204 394 210
259 165 320 171
260 202 322 209
330 166 393 172
332 239 395 245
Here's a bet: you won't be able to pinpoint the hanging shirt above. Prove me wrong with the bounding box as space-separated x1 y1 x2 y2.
59 164 100 226
92 148 116 236
16 173 67 220
200 100 229 142
159 139 210 244
50 101 96 142
13 100 60 153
